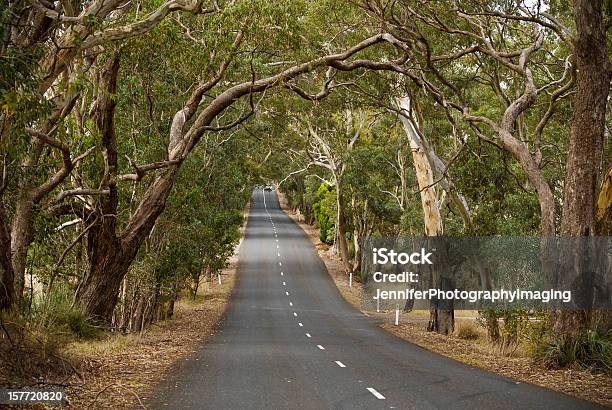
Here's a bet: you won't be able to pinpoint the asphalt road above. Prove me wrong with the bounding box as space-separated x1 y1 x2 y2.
149 188 601 410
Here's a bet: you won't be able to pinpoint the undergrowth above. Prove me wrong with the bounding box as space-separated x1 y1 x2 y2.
533 329 612 375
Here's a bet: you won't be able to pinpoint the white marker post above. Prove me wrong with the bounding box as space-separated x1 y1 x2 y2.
349 272 353 288
376 297 380 313
395 303 399 326
218 274 222 285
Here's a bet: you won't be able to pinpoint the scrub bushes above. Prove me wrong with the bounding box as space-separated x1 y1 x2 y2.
533 329 612 375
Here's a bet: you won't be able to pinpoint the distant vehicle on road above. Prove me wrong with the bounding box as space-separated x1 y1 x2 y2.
264 186 273 191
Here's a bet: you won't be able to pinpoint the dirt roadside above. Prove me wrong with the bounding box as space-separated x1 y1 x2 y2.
277 192 612 407
62 267 236 408
58 206 249 408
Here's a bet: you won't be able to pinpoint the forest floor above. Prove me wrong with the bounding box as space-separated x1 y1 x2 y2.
278 193 612 407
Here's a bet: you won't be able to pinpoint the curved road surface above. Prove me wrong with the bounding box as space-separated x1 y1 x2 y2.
150 188 600 409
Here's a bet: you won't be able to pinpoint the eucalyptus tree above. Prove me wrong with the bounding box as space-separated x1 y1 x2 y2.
287 110 368 273
358 0 612 335
113 137 251 331
0 0 233 309
51 7 415 321
361 0 576 237
555 0 612 334
276 0 610 336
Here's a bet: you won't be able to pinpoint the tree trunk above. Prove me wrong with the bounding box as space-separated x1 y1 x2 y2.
166 282 179 319
595 168 612 236
76 230 129 321
398 98 443 236
351 196 366 275
561 0 612 237
0 202 14 310
333 175 352 273
73 55 125 322
76 169 178 322
397 96 453 334
10 198 34 302
9 96 80 304
553 0 612 335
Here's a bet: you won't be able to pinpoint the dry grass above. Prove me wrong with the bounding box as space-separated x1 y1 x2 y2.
455 320 483 340
383 320 612 407
61 266 237 408
0 316 78 389
66 334 134 358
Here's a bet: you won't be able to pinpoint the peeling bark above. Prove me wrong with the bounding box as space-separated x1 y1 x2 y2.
397 96 453 334
595 168 612 236
397 97 443 236
554 0 612 334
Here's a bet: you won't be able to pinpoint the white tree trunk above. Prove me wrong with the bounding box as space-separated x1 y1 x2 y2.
397 96 443 236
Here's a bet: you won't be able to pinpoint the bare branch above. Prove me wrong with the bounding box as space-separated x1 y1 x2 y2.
54 218 82 232
26 129 95 202
460 8 574 45
55 217 99 269
278 164 313 186
202 109 254 132
118 159 180 182
169 29 244 152
79 0 219 50
26 127 70 153
54 188 110 203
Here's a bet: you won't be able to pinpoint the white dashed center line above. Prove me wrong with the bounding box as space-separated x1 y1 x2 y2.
366 387 385 400
265 189 360 392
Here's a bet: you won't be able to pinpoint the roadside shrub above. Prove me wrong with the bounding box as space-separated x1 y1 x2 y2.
533 329 612 375
479 309 543 356
28 284 73 329
62 309 99 339
312 183 336 244
28 284 99 338
455 320 481 340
